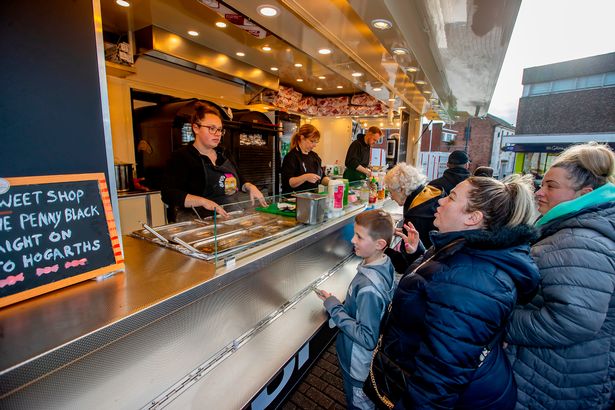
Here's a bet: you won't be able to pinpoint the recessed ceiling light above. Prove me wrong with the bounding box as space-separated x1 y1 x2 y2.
257 5 280 17
236 52 245 57
388 98 396 102
297 78 303 82
294 63 303 68
318 76 326 79
318 48 332 55
270 67 279 71
116 0 130 7
316 87 323 90
261 45 272 52
351 72 363 77
380 122 384 127
337 85 343 89
187 30 199 37
399 106 407 109
392 48 408 55
373 87 382 91
407 66 419 72
215 22 227 28
415 80 426 85
423 90 432 94
336 116 341 119
371 19 392 30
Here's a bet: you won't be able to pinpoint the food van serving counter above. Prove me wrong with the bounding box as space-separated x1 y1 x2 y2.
0 195 398 409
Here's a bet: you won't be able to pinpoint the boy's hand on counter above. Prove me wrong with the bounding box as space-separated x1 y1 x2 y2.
314 288 332 300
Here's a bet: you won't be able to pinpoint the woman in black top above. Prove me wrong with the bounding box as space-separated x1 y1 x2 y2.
281 124 329 194
161 102 266 221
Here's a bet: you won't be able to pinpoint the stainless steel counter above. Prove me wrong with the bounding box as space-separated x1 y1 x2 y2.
0 203 381 409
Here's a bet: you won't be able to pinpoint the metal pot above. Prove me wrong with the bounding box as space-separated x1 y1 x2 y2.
114 163 134 192
295 193 327 224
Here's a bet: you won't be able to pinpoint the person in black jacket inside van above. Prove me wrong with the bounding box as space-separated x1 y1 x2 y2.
161 102 266 222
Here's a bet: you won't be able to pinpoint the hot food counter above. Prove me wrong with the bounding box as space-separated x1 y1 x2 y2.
0 194 399 409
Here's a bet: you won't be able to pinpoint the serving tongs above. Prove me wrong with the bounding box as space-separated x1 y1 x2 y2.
173 236 201 254
142 223 169 243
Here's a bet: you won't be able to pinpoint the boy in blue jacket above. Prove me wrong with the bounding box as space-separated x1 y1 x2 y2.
316 209 395 409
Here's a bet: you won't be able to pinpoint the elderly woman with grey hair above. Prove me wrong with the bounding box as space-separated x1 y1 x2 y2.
384 162 443 273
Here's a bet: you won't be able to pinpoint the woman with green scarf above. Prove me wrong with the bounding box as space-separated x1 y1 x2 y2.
506 142 615 409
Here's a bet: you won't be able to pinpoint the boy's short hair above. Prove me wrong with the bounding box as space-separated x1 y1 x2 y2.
355 209 394 247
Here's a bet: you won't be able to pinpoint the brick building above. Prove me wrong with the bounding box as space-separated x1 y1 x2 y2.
419 114 515 179
502 52 615 177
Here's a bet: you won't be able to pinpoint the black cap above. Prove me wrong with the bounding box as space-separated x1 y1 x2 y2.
448 150 470 165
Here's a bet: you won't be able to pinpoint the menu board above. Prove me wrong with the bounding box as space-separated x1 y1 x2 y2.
0 173 124 308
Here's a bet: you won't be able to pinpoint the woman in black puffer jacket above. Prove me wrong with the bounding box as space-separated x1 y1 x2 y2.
367 175 540 409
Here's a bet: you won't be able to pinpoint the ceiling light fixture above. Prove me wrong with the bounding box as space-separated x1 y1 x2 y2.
406 66 419 72
261 45 272 52
116 0 130 7
388 98 396 102
351 72 363 77
294 63 303 68
318 76 326 80
296 79 303 82
236 52 245 57
270 67 279 71
316 87 323 90
337 85 343 89
257 5 280 17
423 90 432 94
371 19 392 30
373 87 382 91
415 80 427 85
318 48 332 55
256 4 280 17
187 30 199 37
392 48 408 55
215 22 227 28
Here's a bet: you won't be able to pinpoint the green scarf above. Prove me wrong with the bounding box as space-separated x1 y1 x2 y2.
536 182 615 228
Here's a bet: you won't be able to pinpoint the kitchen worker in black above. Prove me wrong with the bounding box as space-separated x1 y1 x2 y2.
281 124 329 194
161 102 267 222
343 126 382 182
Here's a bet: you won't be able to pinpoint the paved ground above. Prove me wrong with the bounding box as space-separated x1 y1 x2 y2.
280 342 347 410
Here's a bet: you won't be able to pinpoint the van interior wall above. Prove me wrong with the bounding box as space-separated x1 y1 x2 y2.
308 117 353 166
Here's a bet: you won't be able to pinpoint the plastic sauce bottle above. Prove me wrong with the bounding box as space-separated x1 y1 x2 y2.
369 177 378 204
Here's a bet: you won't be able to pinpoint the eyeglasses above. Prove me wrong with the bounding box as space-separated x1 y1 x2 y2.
196 123 226 136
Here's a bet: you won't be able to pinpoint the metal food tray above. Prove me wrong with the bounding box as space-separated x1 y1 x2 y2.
171 223 242 244
130 211 305 261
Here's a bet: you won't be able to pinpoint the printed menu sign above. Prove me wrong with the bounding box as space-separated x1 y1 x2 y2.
0 173 124 308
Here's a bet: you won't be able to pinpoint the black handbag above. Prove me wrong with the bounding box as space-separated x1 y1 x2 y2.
364 246 445 409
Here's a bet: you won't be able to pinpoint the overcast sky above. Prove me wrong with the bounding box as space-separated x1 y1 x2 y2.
488 0 615 125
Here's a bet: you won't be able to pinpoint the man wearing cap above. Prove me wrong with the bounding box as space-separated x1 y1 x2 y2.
343 126 382 182
429 150 471 195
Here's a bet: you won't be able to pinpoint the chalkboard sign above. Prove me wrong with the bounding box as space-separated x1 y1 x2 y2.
0 173 124 308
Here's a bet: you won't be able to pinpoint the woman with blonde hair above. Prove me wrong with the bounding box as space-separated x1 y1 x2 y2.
506 142 615 409
281 124 329 193
366 175 540 409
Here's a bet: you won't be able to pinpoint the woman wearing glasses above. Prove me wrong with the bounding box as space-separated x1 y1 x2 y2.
281 124 328 194
162 102 266 221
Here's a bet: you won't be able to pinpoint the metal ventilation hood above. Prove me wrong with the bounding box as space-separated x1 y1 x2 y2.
134 25 280 91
